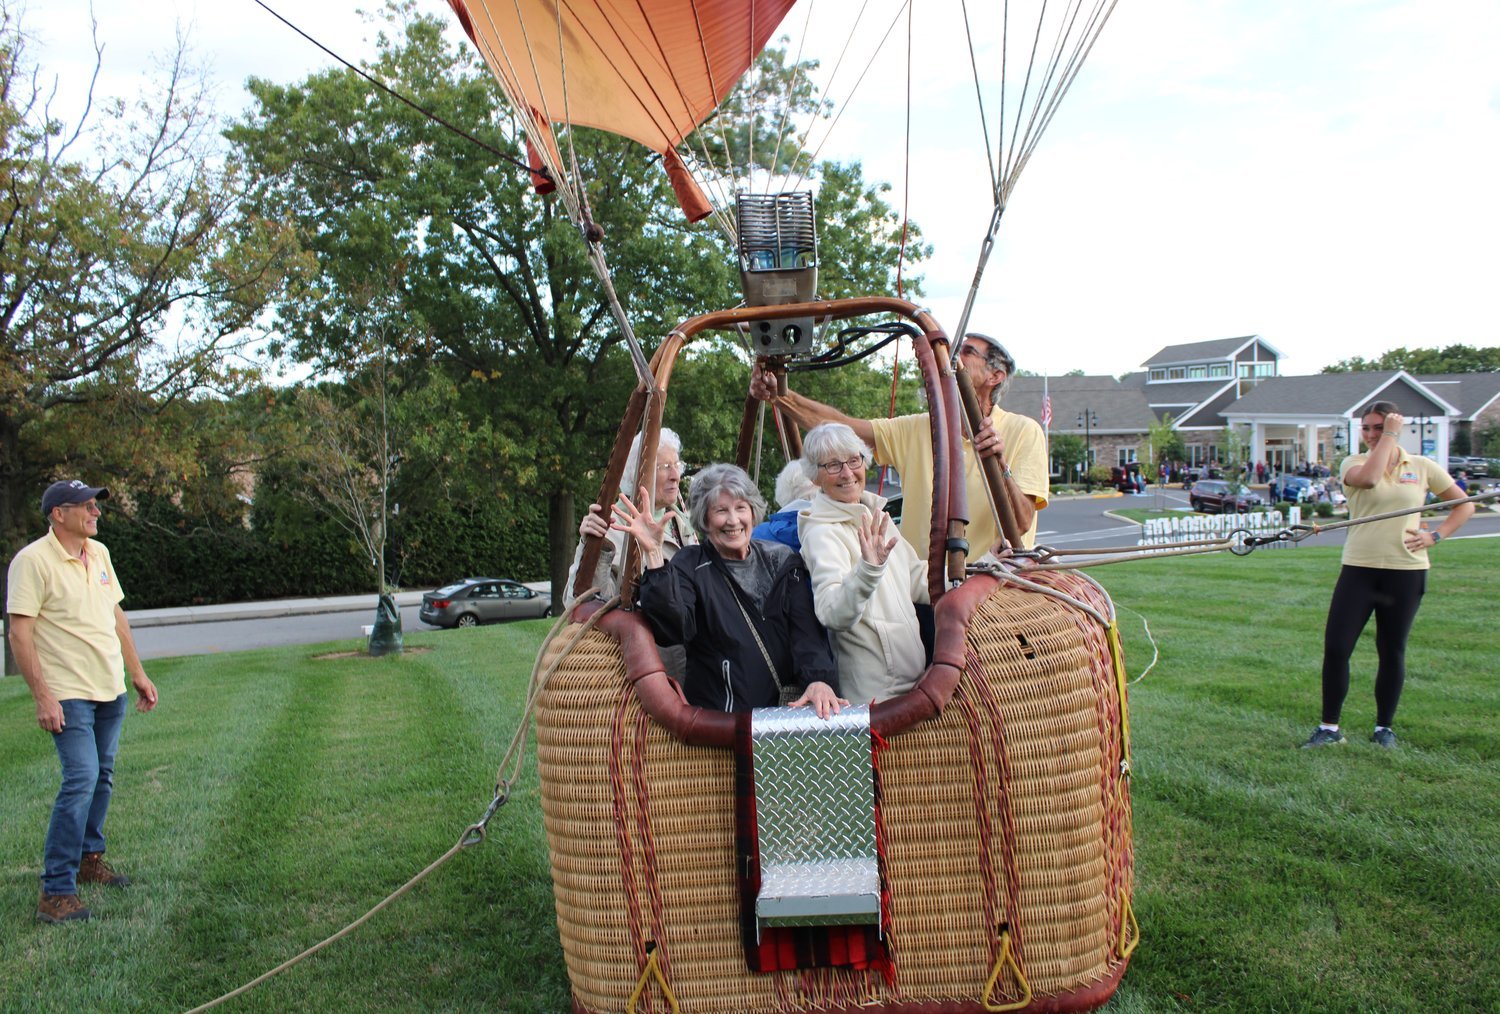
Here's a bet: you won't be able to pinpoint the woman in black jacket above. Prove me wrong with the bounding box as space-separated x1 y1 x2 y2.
616 463 845 716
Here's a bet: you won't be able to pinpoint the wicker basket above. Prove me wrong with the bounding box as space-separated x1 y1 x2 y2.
534 569 1134 1013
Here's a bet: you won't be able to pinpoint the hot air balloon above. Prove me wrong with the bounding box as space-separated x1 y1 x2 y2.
447 2 1133 1011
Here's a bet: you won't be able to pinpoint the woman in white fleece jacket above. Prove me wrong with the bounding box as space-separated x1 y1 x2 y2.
797 423 930 705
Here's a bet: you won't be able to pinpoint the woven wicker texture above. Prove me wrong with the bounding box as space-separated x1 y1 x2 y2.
534 570 1132 1014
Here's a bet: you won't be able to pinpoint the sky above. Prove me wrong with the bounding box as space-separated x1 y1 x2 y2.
21 0 1500 380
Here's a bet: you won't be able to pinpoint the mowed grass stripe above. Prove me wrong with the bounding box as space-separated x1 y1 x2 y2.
1097 538 1499 1013
2 536 1496 1012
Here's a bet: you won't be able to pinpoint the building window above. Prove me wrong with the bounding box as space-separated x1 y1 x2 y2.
1168 367 1186 380
1189 365 1206 378
1149 369 1165 381
1117 447 1137 466
1209 363 1229 377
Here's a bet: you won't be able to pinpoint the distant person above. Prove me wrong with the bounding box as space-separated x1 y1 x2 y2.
1302 404 1475 750
7 480 159 924
750 332 1048 552
752 460 818 551
622 464 844 715
1453 469 1469 494
797 424 929 705
1256 461 1266 483
566 428 695 605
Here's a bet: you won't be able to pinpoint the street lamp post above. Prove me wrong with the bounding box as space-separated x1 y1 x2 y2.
1077 408 1098 491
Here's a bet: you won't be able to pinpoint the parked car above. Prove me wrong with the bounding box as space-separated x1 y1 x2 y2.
1449 455 1491 478
1188 479 1263 514
1110 465 1146 494
1268 474 1315 503
420 577 552 628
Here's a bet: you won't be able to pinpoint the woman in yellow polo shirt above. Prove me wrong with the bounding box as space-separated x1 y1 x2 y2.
1302 402 1475 750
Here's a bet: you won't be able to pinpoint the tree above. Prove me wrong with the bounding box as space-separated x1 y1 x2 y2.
0 9 304 545
1049 433 1087 485
1146 412 1185 478
0 8 303 669
1322 345 1500 374
1217 425 1252 476
229 6 927 600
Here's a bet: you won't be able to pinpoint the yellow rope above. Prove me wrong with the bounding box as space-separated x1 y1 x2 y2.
1118 888 1140 960
1107 621 1132 774
981 928 1032 1012
626 945 680 1014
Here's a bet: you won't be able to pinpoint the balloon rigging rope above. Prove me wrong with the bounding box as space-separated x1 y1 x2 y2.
765 0 818 197
786 0 905 195
248 0 538 176
959 0 1000 194
896 0 913 301
681 0 745 242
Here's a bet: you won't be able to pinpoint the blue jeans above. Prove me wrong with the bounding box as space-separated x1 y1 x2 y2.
42 694 127 895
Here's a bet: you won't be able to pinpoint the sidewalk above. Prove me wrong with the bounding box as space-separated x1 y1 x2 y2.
126 583 550 629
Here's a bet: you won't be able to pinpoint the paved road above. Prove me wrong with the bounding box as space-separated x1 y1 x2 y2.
128 491 1499 660
132 603 431 660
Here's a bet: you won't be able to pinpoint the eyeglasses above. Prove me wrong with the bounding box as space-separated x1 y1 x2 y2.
655 460 683 474
58 501 102 514
819 456 865 475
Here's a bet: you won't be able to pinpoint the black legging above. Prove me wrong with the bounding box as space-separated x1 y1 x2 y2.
1321 565 1427 727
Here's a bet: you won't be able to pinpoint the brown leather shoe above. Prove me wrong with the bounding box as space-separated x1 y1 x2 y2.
79 852 131 887
37 892 91 923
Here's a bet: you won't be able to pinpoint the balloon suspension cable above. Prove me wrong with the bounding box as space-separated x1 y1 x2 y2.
1230 489 1499 555
949 203 1004 366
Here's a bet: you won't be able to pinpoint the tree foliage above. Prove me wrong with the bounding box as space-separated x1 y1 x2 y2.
1146 411 1186 475
1321 344 1500 374
0 7 305 554
230 4 928 598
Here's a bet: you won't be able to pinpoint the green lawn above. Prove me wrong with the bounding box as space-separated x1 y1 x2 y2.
1 539 1496 1012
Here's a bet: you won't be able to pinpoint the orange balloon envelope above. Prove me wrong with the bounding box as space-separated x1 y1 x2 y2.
448 0 798 220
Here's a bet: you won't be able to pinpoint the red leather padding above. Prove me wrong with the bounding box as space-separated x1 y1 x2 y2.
570 573 999 749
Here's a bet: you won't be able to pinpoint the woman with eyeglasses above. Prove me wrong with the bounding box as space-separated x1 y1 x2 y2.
796 423 930 705
566 428 695 606
1303 401 1475 750
616 462 844 716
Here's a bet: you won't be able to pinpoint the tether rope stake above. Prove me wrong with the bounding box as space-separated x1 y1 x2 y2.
184 595 618 1013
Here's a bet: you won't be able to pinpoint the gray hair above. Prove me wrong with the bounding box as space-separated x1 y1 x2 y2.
773 459 817 508
687 463 767 536
620 427 682 497
799 423 870 484
966 332 1015 407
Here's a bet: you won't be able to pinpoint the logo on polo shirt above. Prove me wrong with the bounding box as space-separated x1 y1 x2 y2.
1398 470 1420 485
99 569 111 586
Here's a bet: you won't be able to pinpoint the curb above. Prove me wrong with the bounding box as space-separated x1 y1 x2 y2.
125 581 554 629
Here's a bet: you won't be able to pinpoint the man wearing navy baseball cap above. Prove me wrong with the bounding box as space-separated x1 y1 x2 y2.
7 479 158 923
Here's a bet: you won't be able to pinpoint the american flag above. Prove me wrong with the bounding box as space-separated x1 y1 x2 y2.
1041 376 1052 432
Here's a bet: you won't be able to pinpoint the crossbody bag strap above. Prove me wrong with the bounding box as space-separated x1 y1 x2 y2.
721 570 786 695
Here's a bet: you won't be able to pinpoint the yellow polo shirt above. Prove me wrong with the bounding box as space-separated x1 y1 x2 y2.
871 406 1050 557
1339 451 1454 570
6 529 126 701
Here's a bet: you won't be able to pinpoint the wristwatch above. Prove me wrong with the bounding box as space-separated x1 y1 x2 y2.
1429 531 1443 545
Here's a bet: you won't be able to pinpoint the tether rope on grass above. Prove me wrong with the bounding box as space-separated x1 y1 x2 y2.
184 594 620 1013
